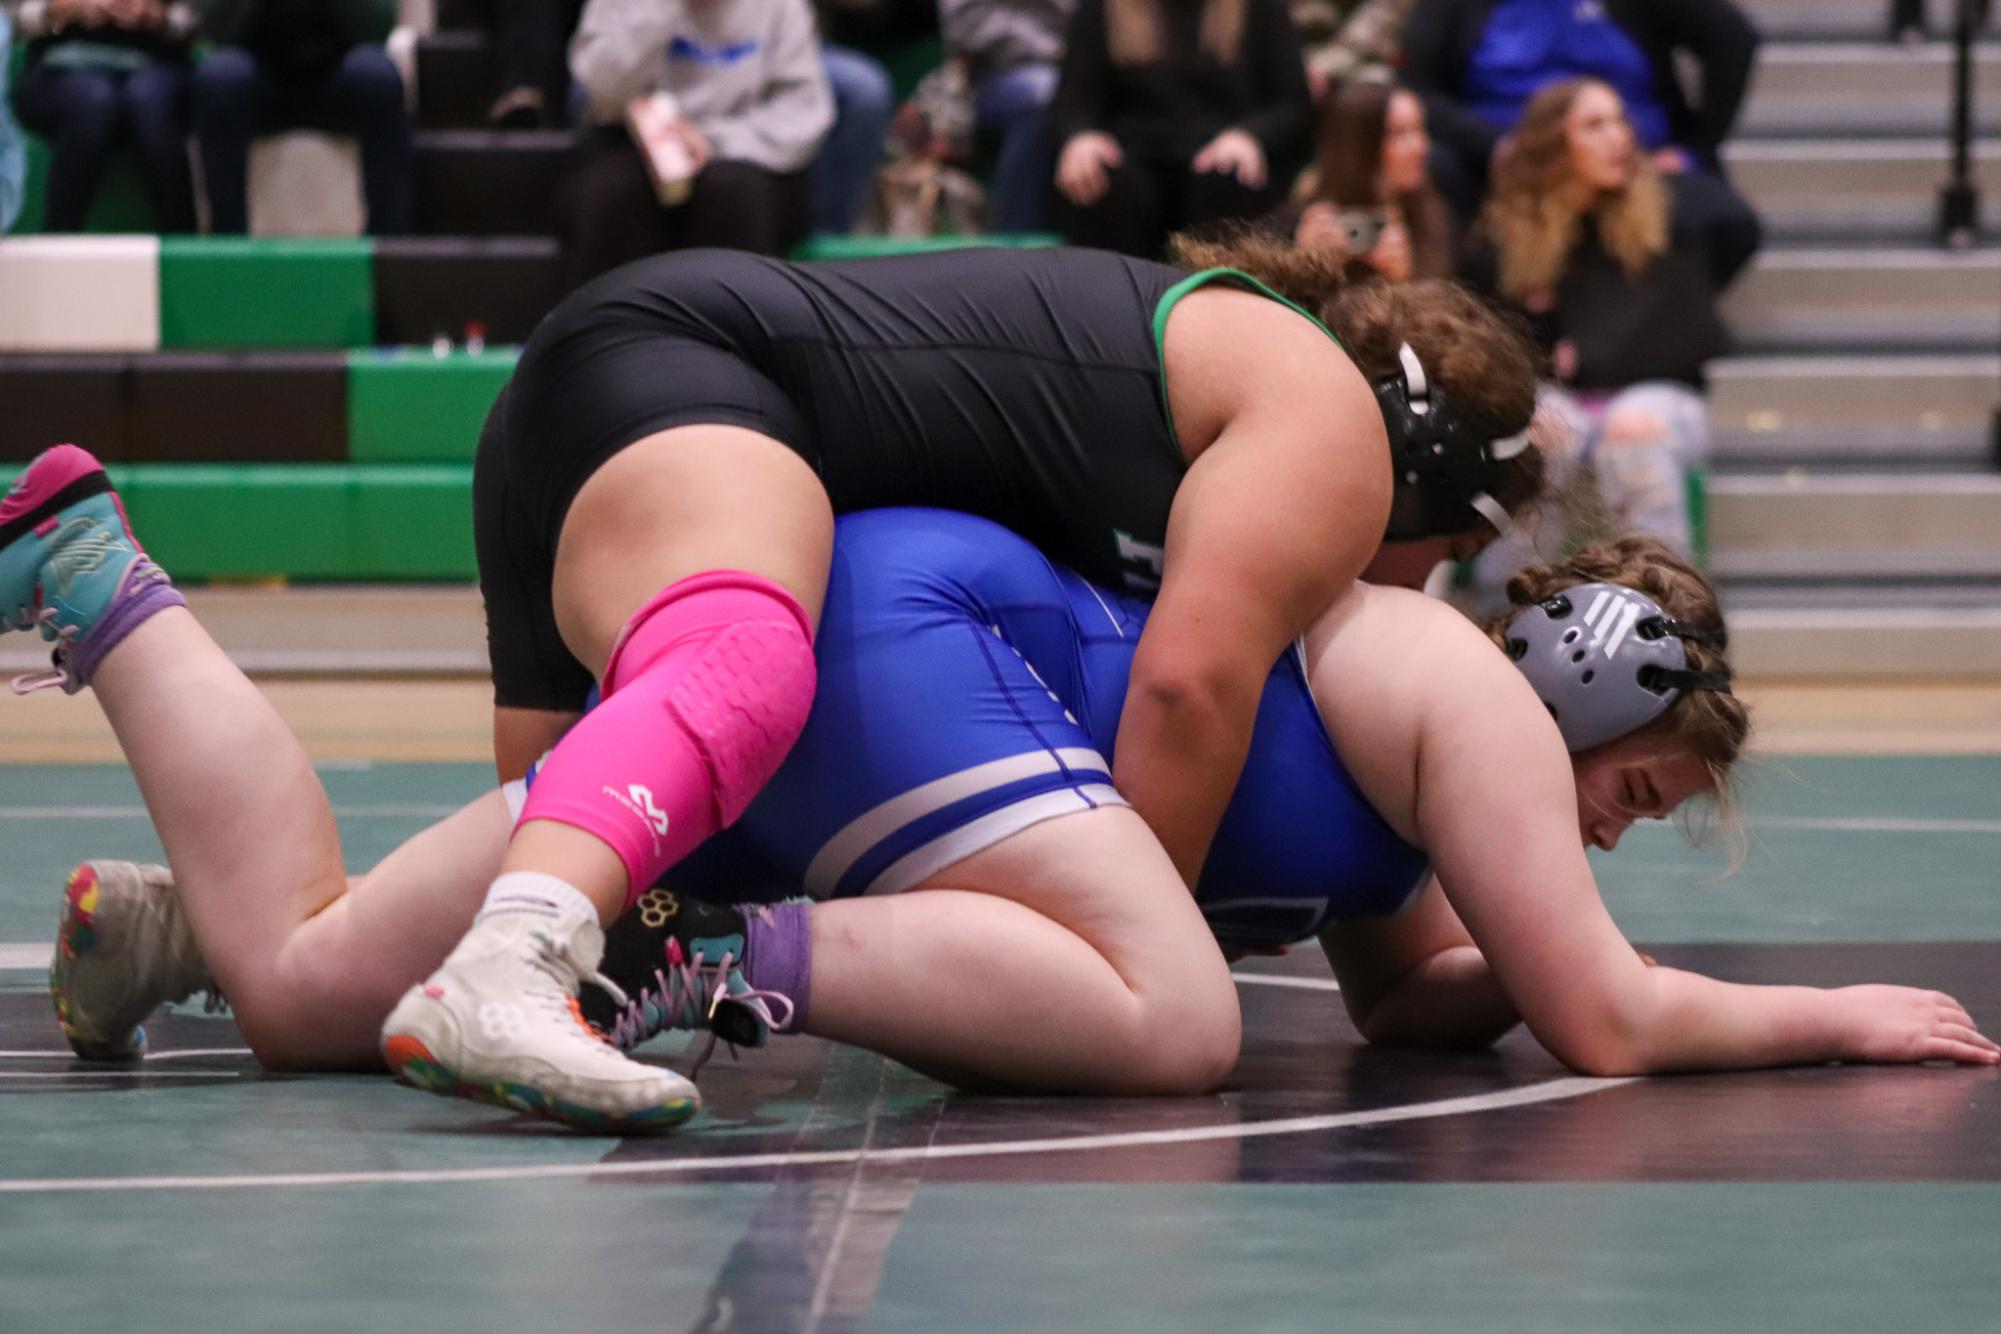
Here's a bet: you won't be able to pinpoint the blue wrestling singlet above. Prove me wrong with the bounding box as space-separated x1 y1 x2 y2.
731 509 1430 950
523 510 1431 949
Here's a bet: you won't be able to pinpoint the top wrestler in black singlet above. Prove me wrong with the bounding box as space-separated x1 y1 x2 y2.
474 246 1328 711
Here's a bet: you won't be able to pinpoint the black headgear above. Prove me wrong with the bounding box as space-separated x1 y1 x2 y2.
1374 344 1532 542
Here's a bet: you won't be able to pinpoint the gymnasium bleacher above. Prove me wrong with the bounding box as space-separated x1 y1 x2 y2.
0 0 1995 674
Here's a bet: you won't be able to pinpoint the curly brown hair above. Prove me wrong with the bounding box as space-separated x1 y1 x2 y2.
1169 230 1549 521
1484 78 1669 301
1487 534 1751 842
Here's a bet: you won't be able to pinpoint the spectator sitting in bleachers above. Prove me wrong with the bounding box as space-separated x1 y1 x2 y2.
563 0 833 281
191 0 412 234
1289 0 1411 100
6 0 199 232
812 0 897 236
943 0 1071 233
1401 0 1761 288
1 9 25 232
1461 77 1729 578
1284 77 1451 282
1050 0 1310 259
470 0 582 128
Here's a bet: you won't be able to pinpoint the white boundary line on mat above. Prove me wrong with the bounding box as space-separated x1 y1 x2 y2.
1748 816 2001 835
0 945 49 970
1230 973 1339 992
0 1075 1638 1195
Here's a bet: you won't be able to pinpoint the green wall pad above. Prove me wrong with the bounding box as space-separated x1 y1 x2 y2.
347 347 518 463
104 464 475 580
158 239 375 350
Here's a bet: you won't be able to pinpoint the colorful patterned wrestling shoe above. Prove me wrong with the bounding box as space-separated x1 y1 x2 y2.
51 860 223 1061
380 906 701 1134
0 445 184 694
585 889 796 1065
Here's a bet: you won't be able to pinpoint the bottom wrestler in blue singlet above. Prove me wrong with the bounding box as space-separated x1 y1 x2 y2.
529 508 1430 952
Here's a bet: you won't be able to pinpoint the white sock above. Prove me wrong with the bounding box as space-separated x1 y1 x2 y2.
479 871 597 923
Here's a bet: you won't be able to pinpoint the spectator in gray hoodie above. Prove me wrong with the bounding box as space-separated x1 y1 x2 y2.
564 0 834 281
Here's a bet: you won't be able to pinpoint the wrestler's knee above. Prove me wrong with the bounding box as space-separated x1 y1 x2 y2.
1130 975 1243 1094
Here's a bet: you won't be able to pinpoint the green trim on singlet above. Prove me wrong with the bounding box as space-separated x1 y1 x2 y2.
1150 267 1346 450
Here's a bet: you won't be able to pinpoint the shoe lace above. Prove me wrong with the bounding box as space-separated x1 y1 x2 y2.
140 889 229 1015
8 560 170 695
5 606 76 695
526 927 633 1051
608 938 795 1077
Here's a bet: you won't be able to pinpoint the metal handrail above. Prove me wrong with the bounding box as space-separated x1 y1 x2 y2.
1939 0 1988 245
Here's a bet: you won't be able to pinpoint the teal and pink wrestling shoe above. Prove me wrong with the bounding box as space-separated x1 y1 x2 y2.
583 891 796 1066
1 445 184 694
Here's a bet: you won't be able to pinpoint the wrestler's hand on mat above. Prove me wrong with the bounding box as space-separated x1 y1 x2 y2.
1191 129 1266 189
1830 985 2001 1065
1058 132 1123 206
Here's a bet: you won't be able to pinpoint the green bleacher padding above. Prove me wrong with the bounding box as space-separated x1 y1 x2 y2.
158 238 376 349
791 233 1063 262
884 37 943 101
104 463 475 580
1687 468 1709 566
347 347 517 463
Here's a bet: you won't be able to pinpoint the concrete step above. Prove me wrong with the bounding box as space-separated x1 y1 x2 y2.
1722 139 2001 241
1725 601 2001 677
1741 43 2001 138
1736 0 1901 41
1708 354 1998 463
1721 247 2001 351
1706 471 2001 579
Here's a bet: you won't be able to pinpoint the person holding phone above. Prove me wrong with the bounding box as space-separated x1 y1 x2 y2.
1286 78 1454 285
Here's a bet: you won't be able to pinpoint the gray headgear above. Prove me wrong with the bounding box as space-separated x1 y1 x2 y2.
1504 582 1732 752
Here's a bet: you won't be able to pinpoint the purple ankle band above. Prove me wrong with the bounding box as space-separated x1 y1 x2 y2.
68 564 186 691
744 899 813 1033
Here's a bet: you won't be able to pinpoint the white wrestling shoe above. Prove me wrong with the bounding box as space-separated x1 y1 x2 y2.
380 908 701 1134
50 860 222 1061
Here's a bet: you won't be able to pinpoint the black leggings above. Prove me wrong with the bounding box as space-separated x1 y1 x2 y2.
1056 155 1288 260
559 128 813 286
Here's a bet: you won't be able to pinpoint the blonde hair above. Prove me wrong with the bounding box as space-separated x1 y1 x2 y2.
1488 534 1751 848
1168 230 1549 521
1483 79 1669 301
1106 0 1248 66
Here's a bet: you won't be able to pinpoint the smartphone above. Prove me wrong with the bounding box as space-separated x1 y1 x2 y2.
1337 211 1387 252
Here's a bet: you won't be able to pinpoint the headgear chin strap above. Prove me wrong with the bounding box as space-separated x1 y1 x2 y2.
1503 582 1734 752
1375 343 1531 542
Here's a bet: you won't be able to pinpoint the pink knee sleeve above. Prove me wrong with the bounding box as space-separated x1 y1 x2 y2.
519 571 816 907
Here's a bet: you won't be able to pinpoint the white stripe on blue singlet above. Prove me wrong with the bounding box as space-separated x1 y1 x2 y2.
862 783 1129 897
804 748 1112 896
